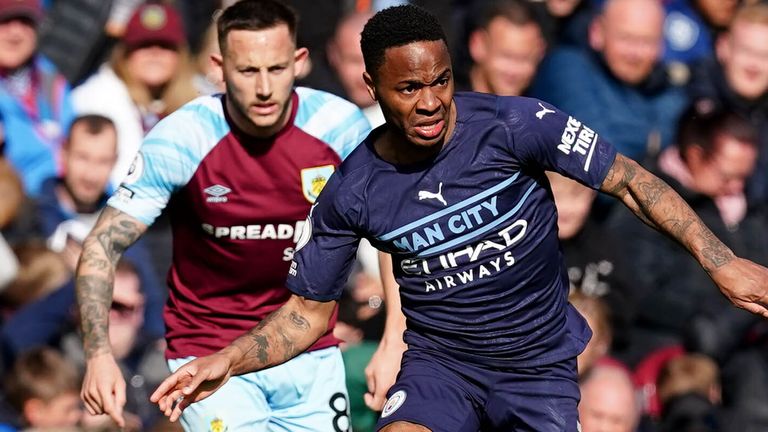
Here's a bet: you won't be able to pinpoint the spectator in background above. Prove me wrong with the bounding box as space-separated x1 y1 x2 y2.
72 3 198 188
458 0 546 97
608 108 768 367
1 347 82 430
327 10 384 127
655 354 723 432
0 0 74 197
530 0 688 163
688 2 768 204
657 354 721 408
34 114 164 340
662 0 740 71
579 364 641 432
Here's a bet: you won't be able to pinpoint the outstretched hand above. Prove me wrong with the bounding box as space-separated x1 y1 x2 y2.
150 352 234 422
713 257 768 319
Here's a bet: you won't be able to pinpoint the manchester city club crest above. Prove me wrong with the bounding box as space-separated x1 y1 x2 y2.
301 165 335 204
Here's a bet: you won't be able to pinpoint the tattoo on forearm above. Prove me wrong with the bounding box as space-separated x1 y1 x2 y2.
663 218 694 240
76 275 113 356
95 210 142 265
76 207 144 358
636 178 671 211
604 156 637 196
289 311 310 330
698 227 734 269
237 307 314 370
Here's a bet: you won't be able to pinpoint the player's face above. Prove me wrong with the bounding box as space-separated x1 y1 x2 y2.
368 40 455 148
718 22 768 100
0 17 37 70
62 124 117 207
217 26 308 138
470 18 545 96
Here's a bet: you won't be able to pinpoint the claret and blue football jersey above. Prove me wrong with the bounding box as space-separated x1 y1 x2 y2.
107 88 371 359
287 92 617 368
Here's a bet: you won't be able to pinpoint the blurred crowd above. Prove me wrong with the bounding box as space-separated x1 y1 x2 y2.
0 0 766 431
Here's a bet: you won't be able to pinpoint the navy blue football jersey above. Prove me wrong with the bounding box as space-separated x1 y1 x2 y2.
287 92 618 367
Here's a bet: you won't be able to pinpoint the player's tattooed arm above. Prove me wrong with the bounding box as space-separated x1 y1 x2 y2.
600 154 734 272
76 207 147 358
223 294 335 375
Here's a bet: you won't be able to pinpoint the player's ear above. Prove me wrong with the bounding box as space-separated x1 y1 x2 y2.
210 53 224 84
294 47 310 78
363 71 377 102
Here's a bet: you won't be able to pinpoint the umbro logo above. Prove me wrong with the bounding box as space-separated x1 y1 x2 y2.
536 102 555 119
418 182 447 206
204 184 231 203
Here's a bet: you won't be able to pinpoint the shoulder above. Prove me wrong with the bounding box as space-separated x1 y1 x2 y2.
145 95 230 145
335 132 379 180
294 87 367 128
293 87 371 159
460 93 548 125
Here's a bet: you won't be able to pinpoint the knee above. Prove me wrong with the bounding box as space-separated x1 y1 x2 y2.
379 421 432 432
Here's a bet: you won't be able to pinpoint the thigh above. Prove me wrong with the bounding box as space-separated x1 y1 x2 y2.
168 357 270 432
375 349 482 432
484 357 580 432
263 347 352 432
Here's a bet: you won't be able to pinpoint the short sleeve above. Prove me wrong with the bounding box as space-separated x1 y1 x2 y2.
503 97 618 189
107 98 230 225
285 174 361 301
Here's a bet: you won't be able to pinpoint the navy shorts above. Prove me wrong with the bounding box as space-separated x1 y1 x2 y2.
375 347 580 432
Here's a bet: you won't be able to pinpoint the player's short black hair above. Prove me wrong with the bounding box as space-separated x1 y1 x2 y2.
217 0 299 54
360 4 447 78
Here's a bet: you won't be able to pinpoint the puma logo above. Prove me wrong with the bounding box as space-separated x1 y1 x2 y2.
418 182 447 206
536 102 555 119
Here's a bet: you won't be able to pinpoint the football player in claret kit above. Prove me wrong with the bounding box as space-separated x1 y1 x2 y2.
75 1 370 431
151 4 768 432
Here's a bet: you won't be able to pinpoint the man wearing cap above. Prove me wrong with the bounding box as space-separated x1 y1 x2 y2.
76 1 370 431
0 0 75 197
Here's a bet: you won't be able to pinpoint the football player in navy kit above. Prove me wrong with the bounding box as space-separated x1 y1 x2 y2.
152 5 768 431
